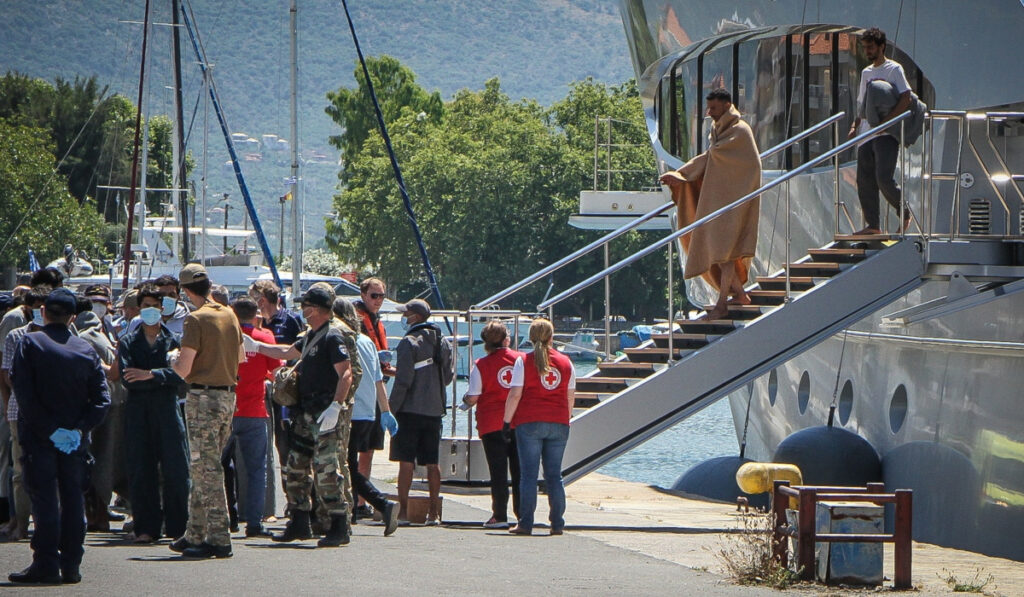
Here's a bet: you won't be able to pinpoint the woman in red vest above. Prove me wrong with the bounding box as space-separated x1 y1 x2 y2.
462 321 523 529
502 318 575 536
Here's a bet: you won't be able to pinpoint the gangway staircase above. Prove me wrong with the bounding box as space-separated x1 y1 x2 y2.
561 236 926 483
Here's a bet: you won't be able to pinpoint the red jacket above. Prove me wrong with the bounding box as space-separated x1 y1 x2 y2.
513 350 574 427
235 325 282 418
474 348 524 435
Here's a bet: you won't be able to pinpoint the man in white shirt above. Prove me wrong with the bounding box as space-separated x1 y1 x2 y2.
849 27 912 235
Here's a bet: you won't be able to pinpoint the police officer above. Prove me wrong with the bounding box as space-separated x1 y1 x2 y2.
8 288 110 584
246 286 355 547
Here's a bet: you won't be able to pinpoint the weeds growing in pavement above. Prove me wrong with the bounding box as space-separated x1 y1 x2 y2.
713 509 801 590
941 567 995 593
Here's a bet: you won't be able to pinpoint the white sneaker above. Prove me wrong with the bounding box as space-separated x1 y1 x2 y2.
482 517 510 529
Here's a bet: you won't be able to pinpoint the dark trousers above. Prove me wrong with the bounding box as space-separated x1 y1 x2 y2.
124 395 190 539
481 430 520 522
85 400 126 531
857 135 905 229
347 420 389 513
20 433 89 575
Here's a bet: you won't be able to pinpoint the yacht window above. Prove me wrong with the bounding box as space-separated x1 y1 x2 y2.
838 379 854 425
768 368 778 406
797 370 810 414
889 384 909 433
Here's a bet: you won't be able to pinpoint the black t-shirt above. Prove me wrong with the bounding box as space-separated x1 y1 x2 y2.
294 321 349 415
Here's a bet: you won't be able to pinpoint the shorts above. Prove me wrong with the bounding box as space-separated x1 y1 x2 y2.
367 406 385 451
389 413 442 466
349 419 377 454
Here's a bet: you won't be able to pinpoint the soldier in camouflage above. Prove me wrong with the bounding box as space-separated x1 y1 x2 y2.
246 286 356 547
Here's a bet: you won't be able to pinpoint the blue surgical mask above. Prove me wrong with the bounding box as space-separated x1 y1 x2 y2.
400 316 410 331
140 307 163 326
32 308 44 326
161 296 176 316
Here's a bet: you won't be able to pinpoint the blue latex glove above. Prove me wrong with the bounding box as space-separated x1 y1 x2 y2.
49 428 81 454
380 411 399 436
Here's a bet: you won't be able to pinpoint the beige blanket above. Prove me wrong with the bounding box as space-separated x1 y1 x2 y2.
664 106 761 287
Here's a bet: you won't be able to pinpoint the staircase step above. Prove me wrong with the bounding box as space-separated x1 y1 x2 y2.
808 247 867 263
596 361 658 378
723 304 766 320
651 332 710 349
573 392 606 408
755 276 815 291
623 346 691 363
677 319 742 335
787 261 842 276
576 377 631 392
747 289 790 305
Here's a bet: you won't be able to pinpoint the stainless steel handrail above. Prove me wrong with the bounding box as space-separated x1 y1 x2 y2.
473 111 847 310
538 111 912 311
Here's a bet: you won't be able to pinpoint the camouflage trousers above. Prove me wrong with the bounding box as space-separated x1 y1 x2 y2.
183 388 235 546
285 406 352 518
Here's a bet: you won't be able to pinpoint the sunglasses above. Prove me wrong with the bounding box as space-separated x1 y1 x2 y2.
367 292 385 300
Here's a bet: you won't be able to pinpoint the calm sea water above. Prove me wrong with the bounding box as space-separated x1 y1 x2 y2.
446 359 740 489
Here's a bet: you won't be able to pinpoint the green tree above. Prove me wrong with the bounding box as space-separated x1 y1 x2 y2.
324 55 443 174
0 121 104 270
325 62 668 318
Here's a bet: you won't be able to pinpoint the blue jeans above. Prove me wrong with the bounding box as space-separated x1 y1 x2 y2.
515 421 569 532
232 417 269 527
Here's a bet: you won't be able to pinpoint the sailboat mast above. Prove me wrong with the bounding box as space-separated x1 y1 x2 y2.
121 0 152 290
290 0 302 302
172 0 189 262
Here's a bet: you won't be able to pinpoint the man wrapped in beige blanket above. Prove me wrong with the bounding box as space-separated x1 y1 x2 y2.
659 88 761 321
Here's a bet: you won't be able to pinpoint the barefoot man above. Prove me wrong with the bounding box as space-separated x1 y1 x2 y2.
660 88 761 321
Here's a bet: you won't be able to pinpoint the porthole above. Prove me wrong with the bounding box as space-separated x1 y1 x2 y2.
797 371 810 414
889 384 908 433
768 369 778 406
838 380 854 425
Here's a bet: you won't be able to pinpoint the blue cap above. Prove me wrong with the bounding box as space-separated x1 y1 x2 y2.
44 288 77 314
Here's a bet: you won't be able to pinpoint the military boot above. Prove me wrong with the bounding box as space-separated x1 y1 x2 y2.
316 514 350 547
273 509 313 542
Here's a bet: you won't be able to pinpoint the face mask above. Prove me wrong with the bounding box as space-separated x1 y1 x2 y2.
161 296 176 316
140 307 163 326
91 301 108 317
400 316 410 331
32 308 44 326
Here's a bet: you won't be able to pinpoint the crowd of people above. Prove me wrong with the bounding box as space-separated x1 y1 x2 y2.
0 263 578 584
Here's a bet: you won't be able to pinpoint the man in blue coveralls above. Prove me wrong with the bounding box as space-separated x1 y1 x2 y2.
8 288 110 584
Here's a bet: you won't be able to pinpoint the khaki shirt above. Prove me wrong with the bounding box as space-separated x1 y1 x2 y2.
180 301 243 386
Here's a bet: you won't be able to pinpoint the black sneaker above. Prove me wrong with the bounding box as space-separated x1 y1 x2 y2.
354 504 374 521
245 524 272 538
169 536 199 553
382 501 399 537
61 568 82 584
8 567 62 584
181 542 232 559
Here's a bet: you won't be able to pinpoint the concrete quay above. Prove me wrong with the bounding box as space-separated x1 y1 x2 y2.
1 455 1020 595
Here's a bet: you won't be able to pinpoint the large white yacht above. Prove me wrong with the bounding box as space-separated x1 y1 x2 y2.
604 0 1024 560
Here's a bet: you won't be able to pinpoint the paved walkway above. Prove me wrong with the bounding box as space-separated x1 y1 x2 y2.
1 450 1020 595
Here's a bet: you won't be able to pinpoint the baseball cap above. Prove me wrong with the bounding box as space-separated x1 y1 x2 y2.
44 288 77 314
117 289 140 310
396 298 431 318
300 286 333 310
179 263 209 285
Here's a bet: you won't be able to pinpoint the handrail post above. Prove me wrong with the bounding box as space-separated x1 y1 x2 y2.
900 119 906 238
772 480 789 568
894 489 913 590
798 487 817 580
833 118 841 236
450 312 459 436
667 239 674 363
465 310 473 442
785 179 792 301
606 118 612 191
593 115 599 191
604 242 611 358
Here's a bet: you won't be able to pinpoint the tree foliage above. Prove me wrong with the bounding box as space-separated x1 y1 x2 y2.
0 72 185 265
325 59 673 318
0 121 104 269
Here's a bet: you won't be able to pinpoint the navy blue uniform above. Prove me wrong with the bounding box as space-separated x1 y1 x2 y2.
11 323 110 578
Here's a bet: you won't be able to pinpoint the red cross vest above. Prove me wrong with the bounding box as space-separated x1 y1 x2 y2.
513 349 573 427
473 348 524 436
